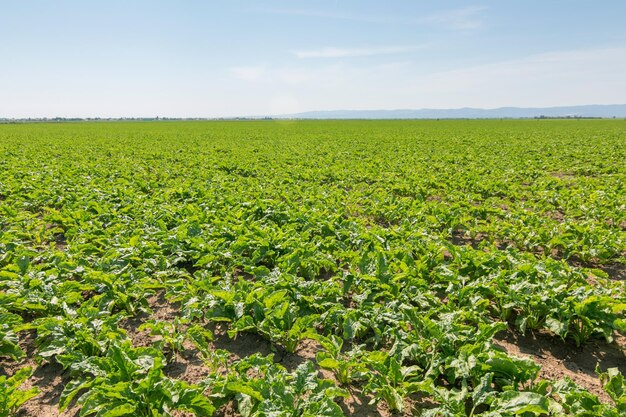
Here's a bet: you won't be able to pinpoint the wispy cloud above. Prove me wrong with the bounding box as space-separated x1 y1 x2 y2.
422 6 487 30
294 45 420 59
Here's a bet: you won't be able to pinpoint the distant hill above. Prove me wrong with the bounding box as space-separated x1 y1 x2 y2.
278 104 626 119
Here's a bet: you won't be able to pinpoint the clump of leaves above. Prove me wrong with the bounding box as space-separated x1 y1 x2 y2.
0 309 24 360
598 366 626 414
31 305 126 367
138 317 187 356
60 341 214 416
228 287 319 353
425 372 550 417
0 367 39 417
313 333 369 385
363 353 425 414
225 354 348 417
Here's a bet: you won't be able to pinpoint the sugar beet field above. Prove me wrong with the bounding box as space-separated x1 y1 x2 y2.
1 120 625 417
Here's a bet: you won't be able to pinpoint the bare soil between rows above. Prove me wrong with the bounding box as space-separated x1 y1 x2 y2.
494 328 626 403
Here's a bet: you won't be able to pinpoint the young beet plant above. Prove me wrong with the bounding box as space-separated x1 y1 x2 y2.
224 355 348 417
228 288 319 353
598 366 626 415
0 367 39 417
547 293 626 347
426 374 550 417
60 341 214 416
138 318 188 356
363 352 426 414
0 309 24 361
312 333 368 385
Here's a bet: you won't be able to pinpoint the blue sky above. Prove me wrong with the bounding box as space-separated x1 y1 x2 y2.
1 0 626 117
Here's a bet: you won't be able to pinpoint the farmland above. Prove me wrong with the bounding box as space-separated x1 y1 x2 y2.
0 119 625 416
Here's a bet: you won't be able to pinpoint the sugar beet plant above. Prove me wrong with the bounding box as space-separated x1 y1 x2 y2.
0 120 625 415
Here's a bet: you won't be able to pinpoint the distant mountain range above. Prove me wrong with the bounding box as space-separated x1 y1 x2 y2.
278 104 626 119
3 104 626 122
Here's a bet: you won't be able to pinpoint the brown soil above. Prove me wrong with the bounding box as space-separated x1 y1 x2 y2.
122 292 218 386
494 328 626 403
15 361 79 417
211 328 314 372
605 219 626 230
547 210 565 222
339 388 432 417
212 328 273 360
567 258 626 281
120 290 180 347
163 343 213 385
339 388 391 416
53 233 67 251
232 267 255 281
593 262 626 281
450 230 487 249
214 400 239 417
4 291 182 416
550 172 576 180
40 223 68 251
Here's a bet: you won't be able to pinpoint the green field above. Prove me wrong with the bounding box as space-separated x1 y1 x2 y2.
1 120 625 416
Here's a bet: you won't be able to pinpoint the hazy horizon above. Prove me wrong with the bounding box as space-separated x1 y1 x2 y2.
2 1 626 118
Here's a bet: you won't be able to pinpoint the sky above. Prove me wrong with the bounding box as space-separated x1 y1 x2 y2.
1 0 626 118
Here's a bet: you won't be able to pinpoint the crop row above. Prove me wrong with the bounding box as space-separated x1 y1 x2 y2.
1 120 625 416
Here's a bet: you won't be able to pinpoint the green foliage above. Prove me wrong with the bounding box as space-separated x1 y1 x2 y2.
313 334 369 385
0 367 39 417
33 305 127 367
138 318 188 355
598 367 626 414
0 309 24 360
60 341 214 416
225 355 347 417
1 120 625 415
363 353 425 413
